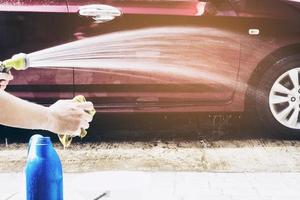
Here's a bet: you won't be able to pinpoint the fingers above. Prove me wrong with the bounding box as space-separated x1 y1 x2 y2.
0 80 8 90
0 72 13 91
75 101 94 111
68 100 94 113
65 128 81 137
49 97 94 136
83 111 93 122
70 102 94 121
77 111 92 130
81 120 90 129
72 109 93 132
73 128 81 136
72 101 94 122
0 72 13 81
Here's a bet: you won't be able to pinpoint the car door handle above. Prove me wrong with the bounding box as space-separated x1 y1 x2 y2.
78 4 122 23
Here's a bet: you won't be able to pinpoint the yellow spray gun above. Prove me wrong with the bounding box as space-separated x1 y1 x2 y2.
0 53 96 148
0 53 29 72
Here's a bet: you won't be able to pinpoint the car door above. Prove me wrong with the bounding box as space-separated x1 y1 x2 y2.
0 0 74 104
67 0 241 111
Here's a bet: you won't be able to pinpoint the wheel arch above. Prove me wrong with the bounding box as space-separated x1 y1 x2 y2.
245 43 300 111
247 43 300 88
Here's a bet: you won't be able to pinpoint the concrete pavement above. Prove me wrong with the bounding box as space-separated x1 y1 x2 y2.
1 171 300 200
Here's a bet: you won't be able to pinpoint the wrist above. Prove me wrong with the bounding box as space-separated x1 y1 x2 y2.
43 107 55 132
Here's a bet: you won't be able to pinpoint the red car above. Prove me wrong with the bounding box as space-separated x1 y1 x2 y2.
1 0 300 136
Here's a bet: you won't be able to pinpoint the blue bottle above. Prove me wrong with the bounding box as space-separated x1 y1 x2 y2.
27 134 43 155
25 135 63 200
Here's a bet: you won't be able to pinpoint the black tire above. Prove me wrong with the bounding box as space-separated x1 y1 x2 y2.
250 55 300 138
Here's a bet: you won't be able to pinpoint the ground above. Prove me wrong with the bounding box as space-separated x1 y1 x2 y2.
1 139 300 172
3 171 300 199
2 130 300 199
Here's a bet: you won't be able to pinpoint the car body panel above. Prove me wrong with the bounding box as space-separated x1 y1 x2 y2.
1 0 300 112
68 0 199 16
0 0 68 12
0 0 198 15
234 17 300 111
1 12 74 102
72 15 241 111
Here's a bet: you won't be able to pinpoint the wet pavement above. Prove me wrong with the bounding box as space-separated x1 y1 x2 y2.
2 171 300 200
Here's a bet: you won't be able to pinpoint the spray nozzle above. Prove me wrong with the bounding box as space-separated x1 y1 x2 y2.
1 53 29 72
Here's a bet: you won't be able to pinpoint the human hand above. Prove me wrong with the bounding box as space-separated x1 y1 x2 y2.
0 72 13 90
47 99 94 135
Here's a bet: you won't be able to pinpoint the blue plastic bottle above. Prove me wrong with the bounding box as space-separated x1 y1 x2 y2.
25 135 63 200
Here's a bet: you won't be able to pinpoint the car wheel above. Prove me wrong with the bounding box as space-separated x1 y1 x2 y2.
253 55 300 137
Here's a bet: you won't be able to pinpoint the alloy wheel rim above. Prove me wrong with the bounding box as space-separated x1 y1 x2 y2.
269 67 300 129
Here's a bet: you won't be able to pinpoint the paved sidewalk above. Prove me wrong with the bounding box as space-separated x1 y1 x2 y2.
1 172 300 200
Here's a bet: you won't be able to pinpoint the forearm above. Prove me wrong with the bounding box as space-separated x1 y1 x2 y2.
0 90 49 130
